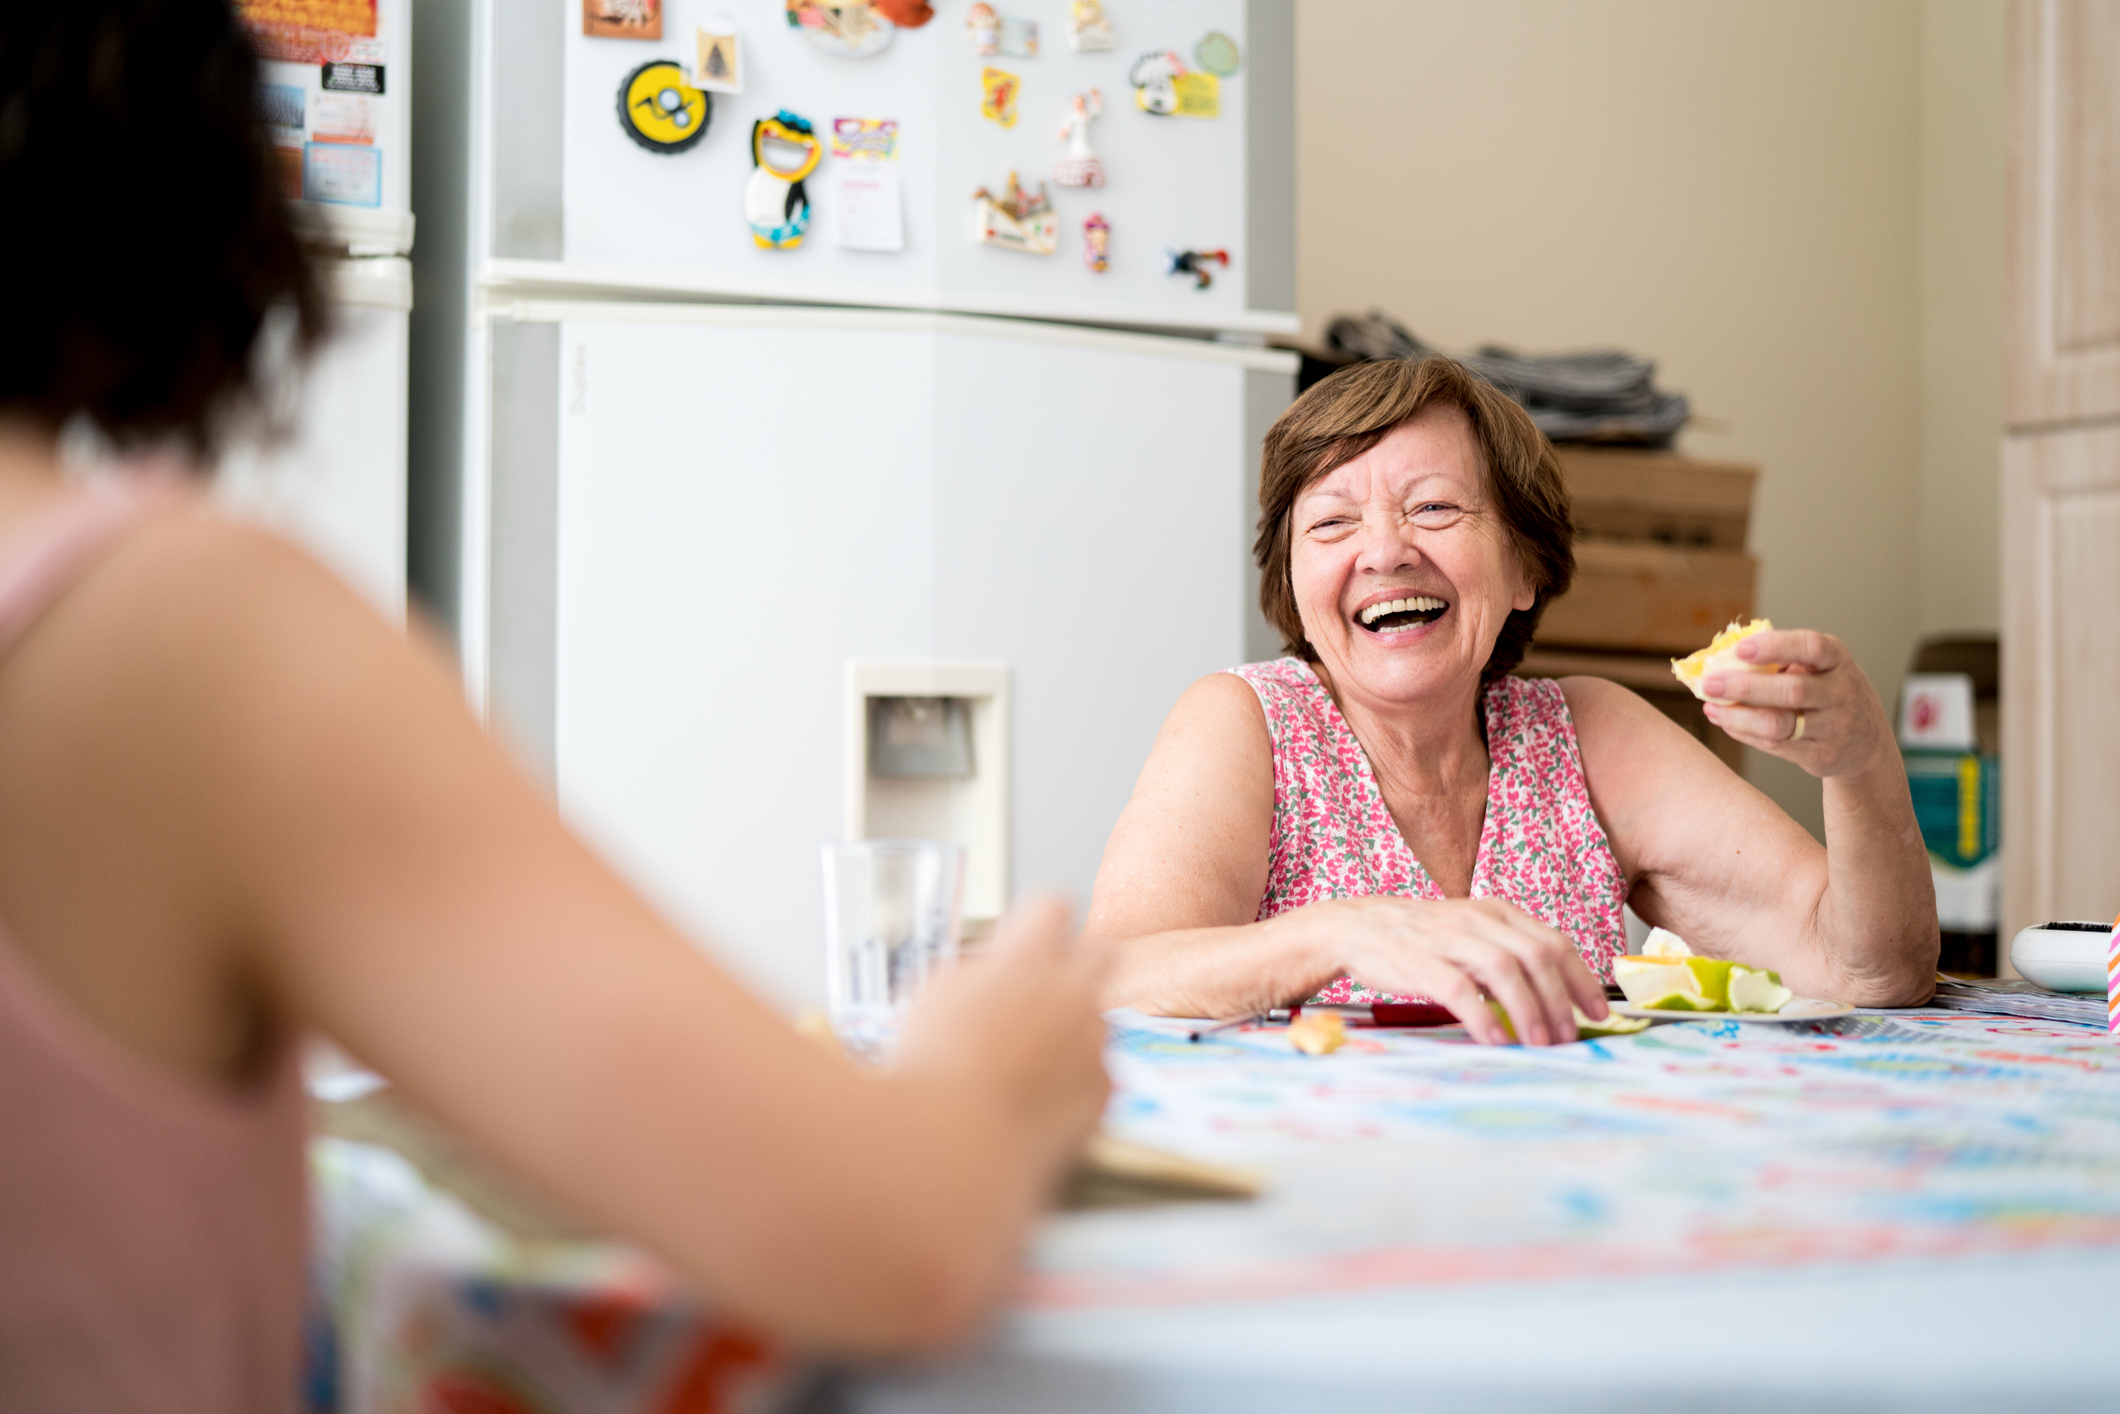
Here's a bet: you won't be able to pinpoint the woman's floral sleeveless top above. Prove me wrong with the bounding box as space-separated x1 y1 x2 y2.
1226 658 1629 1004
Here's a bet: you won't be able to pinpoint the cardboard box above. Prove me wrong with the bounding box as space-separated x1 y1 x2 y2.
1536 541 1758 655
1553 446 1757 550
1516 647 1745 777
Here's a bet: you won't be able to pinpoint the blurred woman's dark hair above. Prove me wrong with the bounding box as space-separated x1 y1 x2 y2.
0 0 327 458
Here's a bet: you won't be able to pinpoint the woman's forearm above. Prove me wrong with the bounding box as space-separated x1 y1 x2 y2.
1816 753 1938 1005
1089 915 1339 1018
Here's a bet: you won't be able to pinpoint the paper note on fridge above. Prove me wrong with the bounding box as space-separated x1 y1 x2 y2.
833 165 903 251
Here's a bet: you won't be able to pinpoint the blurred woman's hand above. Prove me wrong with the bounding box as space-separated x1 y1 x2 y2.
892 896 1112 1174
1294 894 1608 1047
1699 628 1896 780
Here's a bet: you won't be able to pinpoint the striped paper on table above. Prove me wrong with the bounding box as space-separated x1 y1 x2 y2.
2108 918 2120 1039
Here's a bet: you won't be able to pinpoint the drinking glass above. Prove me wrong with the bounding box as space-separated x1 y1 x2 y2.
821 840 965 1061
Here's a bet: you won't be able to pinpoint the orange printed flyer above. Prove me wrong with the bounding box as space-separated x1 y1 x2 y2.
237 0 378 64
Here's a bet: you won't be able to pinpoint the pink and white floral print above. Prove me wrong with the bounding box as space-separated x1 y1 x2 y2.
1227 658 1629 1005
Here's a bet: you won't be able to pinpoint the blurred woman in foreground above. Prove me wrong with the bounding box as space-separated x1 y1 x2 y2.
0 4 1109 1407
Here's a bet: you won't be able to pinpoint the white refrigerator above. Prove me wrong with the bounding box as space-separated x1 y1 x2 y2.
426 0 1297 1007
223 0 416 619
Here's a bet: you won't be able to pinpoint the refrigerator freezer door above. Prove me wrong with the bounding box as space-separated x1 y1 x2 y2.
492 305 1291 1005
527 0 1287 332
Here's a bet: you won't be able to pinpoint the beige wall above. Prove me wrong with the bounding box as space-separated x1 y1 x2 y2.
1297 0 2004 839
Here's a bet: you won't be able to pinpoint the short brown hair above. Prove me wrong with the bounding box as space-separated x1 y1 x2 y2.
1254 357 1575 684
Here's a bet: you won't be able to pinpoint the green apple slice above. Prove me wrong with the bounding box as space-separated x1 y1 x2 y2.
1728 966 1794 1014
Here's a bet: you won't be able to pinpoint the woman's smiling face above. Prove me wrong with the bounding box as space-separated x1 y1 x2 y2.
1288 404 1534 710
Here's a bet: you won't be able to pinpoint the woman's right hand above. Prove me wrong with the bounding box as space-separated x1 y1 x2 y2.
1301 894 1608 1047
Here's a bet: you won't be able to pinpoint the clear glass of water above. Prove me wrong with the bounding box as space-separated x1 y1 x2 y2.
822 840 966 1062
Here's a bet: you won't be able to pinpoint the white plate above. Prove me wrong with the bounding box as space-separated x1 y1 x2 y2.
1612 997 1854 1025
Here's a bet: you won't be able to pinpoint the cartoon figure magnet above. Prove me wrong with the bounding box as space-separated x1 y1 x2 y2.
966 3 1000 54
617 59 710 152
1053 88 1103 188
1128 50 1183 114
1083 213 1110 272
1067 0 1114 52
746 110 821 248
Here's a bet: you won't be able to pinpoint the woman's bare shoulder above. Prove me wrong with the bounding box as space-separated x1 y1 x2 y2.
1139 671 1274 790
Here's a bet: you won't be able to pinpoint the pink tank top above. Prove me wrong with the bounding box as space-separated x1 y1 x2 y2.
0 479 309 1413
1227 658 1629 1004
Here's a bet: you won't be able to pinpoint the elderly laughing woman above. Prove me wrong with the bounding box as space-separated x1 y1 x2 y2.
1083 358 1937 1045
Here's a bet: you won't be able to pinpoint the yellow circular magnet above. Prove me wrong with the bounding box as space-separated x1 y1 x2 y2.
618 60 711 153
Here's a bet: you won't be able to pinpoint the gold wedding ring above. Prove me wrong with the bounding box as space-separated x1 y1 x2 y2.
1791 712 1807 742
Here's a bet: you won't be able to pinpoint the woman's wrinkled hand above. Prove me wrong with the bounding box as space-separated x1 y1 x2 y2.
1309 894 1609 1047
1699 627 1895 780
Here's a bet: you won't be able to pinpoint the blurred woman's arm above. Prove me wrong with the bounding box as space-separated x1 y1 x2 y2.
0 509 1108 1354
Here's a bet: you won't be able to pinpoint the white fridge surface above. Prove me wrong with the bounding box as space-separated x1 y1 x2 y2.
544 0 1280 329
542 305 1284 1005
219 263 411 621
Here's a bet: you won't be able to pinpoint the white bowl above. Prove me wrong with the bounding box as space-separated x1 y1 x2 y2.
2008 922 2113 993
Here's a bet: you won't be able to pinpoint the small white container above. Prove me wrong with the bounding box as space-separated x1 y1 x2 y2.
2008 921 2113 993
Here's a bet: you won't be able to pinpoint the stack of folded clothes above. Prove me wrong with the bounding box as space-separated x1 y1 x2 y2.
1321 309 1691 449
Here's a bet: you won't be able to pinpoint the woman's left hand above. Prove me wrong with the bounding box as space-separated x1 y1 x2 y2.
1699 627 1895 780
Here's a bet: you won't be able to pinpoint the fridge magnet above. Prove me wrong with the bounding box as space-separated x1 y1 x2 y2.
259 83 305 135
997 16 1039 58
979 67 1020 127
692 19 743 94
312 91 377 146
830 117 904 252
872 0 934 26
584 0 661 40
1067 0 1115 52
1052 88 1104 188
302 143 382 207
1166 248 1228 289
786 1 895 58
1193 30 1240 76
237 0 376 64
966 4 1000 55
617 60 711 153
1082 212 1110 272
830 116 899 162
973 171 1057 256
1173 70 1220 117
1128 50 1184 115
321 60 385 95
745 110 821 248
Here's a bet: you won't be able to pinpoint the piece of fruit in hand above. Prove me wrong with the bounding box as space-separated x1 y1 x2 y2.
1669 618 1787 703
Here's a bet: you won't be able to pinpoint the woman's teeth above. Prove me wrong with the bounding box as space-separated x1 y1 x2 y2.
1357 596 1447 632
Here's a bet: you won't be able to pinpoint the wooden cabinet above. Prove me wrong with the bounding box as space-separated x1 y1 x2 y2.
2006 0 2120 426
2002 0 2120 938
